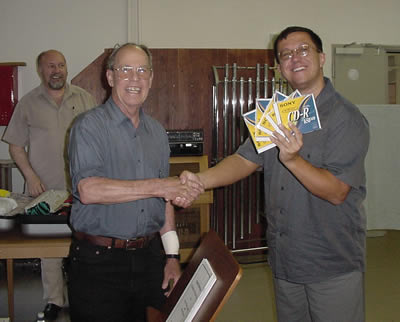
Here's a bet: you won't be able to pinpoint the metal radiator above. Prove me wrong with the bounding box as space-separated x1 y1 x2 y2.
211 63 288 251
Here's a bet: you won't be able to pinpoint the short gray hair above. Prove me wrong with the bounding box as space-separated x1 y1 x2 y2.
106 43 152 70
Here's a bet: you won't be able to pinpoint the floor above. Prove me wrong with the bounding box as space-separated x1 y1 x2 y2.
0 230 399 322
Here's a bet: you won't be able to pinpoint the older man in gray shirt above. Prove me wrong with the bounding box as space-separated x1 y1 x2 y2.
67 43 203 322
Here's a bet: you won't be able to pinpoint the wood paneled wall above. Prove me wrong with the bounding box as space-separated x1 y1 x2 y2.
71 48 274 159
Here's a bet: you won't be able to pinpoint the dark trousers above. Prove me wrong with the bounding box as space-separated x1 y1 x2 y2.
66 237 166 322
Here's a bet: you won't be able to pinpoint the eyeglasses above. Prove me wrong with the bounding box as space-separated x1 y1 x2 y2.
113 66 152 80
278 44 320 62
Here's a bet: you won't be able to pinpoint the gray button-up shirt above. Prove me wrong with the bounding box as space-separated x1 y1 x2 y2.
238 78 370 283
68 98 170 239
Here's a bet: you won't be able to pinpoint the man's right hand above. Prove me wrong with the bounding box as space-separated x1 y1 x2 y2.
170 171 204 208
9 144 46 197
26 174 46 197
163 173 204 208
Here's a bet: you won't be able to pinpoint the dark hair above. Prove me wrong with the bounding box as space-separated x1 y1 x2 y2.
273 26 323 64
106 43 152 70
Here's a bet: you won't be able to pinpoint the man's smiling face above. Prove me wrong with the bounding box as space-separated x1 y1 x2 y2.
277 31 325 95
38 50 67 91
106 45 153 115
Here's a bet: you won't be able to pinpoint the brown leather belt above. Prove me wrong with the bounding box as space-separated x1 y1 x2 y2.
73 231 156 250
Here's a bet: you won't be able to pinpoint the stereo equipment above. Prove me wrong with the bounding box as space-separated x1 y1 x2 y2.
167 129 204 156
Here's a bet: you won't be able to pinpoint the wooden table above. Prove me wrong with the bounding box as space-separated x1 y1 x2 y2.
0 228 71 322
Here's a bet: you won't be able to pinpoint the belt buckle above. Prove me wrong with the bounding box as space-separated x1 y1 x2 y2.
125 238 137 250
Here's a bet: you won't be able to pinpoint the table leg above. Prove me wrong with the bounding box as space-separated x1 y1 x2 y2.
6 258 14 322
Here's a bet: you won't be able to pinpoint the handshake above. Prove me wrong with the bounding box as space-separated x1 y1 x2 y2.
163 171 204 208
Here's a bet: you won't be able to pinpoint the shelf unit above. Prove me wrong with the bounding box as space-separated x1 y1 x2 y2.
169 156 213 262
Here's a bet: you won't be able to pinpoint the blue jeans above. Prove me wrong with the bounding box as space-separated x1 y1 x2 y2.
67 237 166 322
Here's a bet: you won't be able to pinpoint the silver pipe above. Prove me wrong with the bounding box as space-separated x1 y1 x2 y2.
223 64 229 245
239 77 245 240
247 77 253 235
232 64 237 248
212 65 220 86
272 77 276 94
211 85 219 232
239 78 245 142
223 68 229 158
212 65 220 165
212 66 221 233
231 246 268 253
256 64 261 100
255 65 261 225
232 64 237 150
264 64 269 97
212 85 218 165
248 77 253 108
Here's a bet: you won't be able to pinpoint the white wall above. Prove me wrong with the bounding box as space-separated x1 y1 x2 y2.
2 0 400 99
1 0 400 191
0 0 128 95
138 0 400 78
0 0 128 191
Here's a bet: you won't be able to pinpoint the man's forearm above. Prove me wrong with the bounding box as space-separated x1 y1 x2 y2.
198 154 259 190
77 176 201 206
160 202 180 255
9 144 38 181
284 155 350 205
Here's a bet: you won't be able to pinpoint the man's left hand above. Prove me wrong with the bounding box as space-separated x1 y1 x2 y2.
162 257 181 297
270 122 303 165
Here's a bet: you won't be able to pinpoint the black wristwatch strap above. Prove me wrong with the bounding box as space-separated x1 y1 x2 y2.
166 254 180 260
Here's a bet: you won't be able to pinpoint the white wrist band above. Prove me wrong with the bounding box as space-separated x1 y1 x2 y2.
161 230 180 255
